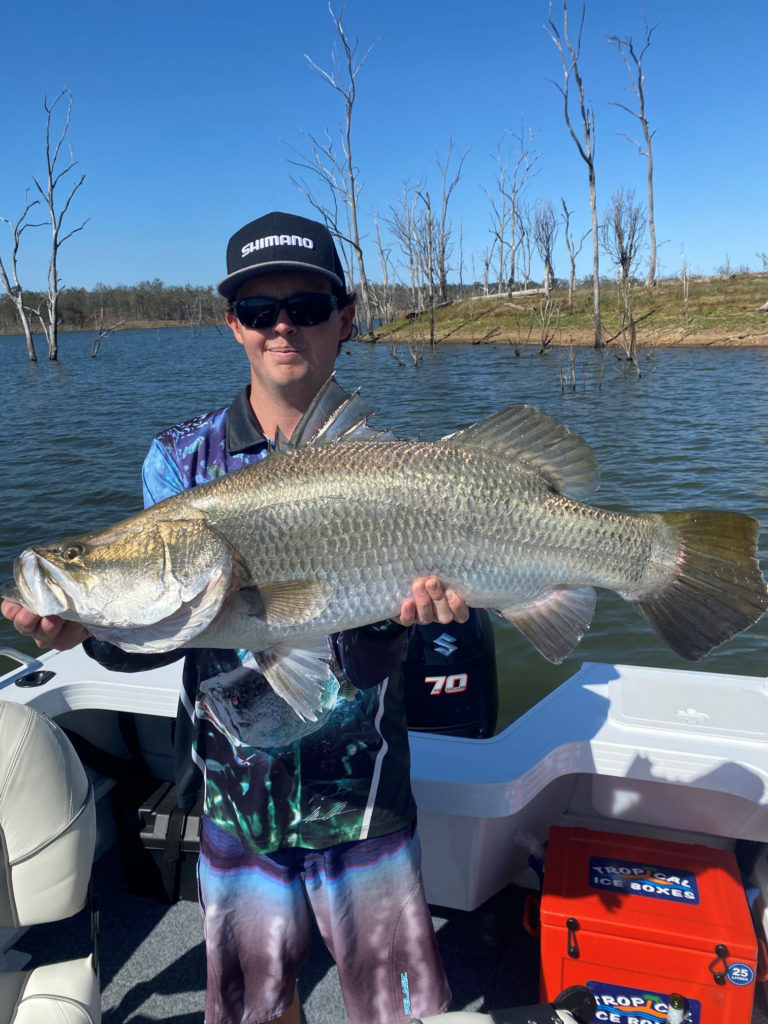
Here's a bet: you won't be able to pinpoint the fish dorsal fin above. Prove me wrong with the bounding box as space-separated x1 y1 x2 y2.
443 404 599 500
275 376 395 451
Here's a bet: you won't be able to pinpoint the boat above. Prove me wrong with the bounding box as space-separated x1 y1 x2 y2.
2 638 768 1023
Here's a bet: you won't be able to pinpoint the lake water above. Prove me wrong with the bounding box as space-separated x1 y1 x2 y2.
2 329 767 725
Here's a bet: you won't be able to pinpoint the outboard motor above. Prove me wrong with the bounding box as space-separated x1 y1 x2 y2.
402 608 498 738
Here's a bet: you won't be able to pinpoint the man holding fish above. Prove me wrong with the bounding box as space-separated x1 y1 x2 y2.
2 211 466 1024
5 209 767 1023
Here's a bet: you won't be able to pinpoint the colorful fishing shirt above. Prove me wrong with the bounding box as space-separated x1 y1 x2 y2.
85 385 417 854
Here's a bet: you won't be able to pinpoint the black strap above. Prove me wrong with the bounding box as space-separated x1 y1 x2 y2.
161 804 187 902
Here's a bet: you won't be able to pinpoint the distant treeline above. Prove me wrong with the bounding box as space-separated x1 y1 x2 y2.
0 278 541 334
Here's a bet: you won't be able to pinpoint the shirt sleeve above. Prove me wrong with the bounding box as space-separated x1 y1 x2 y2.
336 621 409 690
142 437 186 508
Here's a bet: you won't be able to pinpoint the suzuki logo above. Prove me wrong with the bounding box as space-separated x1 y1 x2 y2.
433 633 457 657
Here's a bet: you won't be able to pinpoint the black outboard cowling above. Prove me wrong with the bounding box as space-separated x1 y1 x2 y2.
401 608 498 738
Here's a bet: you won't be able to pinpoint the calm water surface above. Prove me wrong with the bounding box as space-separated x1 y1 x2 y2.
3 329 767 725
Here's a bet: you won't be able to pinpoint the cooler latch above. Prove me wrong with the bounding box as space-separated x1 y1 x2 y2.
708 942 729 985
566 917 580 958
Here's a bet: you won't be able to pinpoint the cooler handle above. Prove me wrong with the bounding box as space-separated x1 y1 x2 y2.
566 918 580 959
708 943 729 986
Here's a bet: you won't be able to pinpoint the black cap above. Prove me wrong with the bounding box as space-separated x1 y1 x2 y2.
217 211 346 299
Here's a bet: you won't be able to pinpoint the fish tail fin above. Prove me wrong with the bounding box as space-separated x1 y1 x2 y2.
631 511 768 660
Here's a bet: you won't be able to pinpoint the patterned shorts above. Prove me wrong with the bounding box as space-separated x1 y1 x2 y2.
198 816 451 1024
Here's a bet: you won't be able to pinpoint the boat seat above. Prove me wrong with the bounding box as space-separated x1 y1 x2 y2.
0 700 100 1023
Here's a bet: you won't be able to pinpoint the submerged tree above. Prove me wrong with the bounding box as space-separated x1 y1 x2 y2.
289 4 379 339
600 187 647 368
30 88 89 361
608 20 659 287
547 0 602 347
0 194 43 361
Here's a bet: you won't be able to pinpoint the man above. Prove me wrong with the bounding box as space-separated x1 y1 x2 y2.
2 211 465 1024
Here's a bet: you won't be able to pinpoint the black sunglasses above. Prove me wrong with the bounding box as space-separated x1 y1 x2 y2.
232 292 340 329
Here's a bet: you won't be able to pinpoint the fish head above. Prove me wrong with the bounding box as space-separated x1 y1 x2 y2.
13 513 242 644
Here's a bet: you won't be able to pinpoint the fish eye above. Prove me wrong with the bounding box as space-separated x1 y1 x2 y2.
61 544 84 561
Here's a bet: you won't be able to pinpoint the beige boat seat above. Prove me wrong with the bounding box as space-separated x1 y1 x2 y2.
0 700 100 1023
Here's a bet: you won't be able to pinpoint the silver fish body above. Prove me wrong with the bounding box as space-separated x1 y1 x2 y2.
10 380 768 719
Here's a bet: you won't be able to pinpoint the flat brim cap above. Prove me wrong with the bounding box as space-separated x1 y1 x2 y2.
217 211 346 299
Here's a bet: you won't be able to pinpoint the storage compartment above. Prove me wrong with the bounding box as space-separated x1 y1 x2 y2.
139 782 203 902
540 826 757 1022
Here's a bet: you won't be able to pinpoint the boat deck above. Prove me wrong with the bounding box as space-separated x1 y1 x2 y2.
15 844 768 1023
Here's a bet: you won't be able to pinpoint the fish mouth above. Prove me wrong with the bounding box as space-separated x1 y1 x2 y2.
14 548 77 617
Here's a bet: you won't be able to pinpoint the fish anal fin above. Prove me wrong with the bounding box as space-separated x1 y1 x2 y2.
253 639 337 721
500 586 597 664
254 579 336 627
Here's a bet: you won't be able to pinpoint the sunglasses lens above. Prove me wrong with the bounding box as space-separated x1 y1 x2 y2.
286 294 338 325
234 294 339 329
234 298 279 328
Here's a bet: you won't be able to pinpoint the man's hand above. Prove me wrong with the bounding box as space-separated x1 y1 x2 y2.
0 600 91 651
396 576 470 628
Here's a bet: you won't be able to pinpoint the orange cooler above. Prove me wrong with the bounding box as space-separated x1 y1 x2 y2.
539 827 757 1023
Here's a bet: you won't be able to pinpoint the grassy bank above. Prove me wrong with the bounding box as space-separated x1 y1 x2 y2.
375 273 768 349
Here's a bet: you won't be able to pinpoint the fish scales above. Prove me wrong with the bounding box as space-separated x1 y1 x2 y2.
188 440 684 643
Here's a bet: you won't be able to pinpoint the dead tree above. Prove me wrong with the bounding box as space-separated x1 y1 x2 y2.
90 320 125 357
31 89 89 361
607 21 658 287
600 188 647 366
416 190 436 347
387 180 427 310
485 123 541 292
532 200 559 295
0 194 44 361
560 198 590 312
547 0 602 347
434 139 469 302
289 4 379 339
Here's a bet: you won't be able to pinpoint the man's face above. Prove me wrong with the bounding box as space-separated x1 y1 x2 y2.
226 271 355 400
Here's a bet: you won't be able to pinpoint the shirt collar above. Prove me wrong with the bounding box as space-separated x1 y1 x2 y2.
226 386 269 453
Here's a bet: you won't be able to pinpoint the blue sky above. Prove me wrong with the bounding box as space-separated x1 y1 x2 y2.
1 0 766 292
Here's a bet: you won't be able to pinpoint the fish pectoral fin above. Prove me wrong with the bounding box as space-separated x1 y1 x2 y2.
253 579 335 627
500 586 596 664
253 639 336 721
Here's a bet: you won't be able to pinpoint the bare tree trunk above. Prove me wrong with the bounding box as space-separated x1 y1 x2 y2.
0 195 44 361
560 198 590 314
533 200 559 296
417 191 436 348
485 123 541 293
31 89 88 361
434 139 468 302
608 21 658 287
547 0 602 347
600 188 647 368
290 5 379 340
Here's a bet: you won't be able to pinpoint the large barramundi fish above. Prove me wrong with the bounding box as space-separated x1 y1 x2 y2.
8 379 768 720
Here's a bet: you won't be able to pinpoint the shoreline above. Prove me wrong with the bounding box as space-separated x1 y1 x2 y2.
3 324 768 349
373 327 768 349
